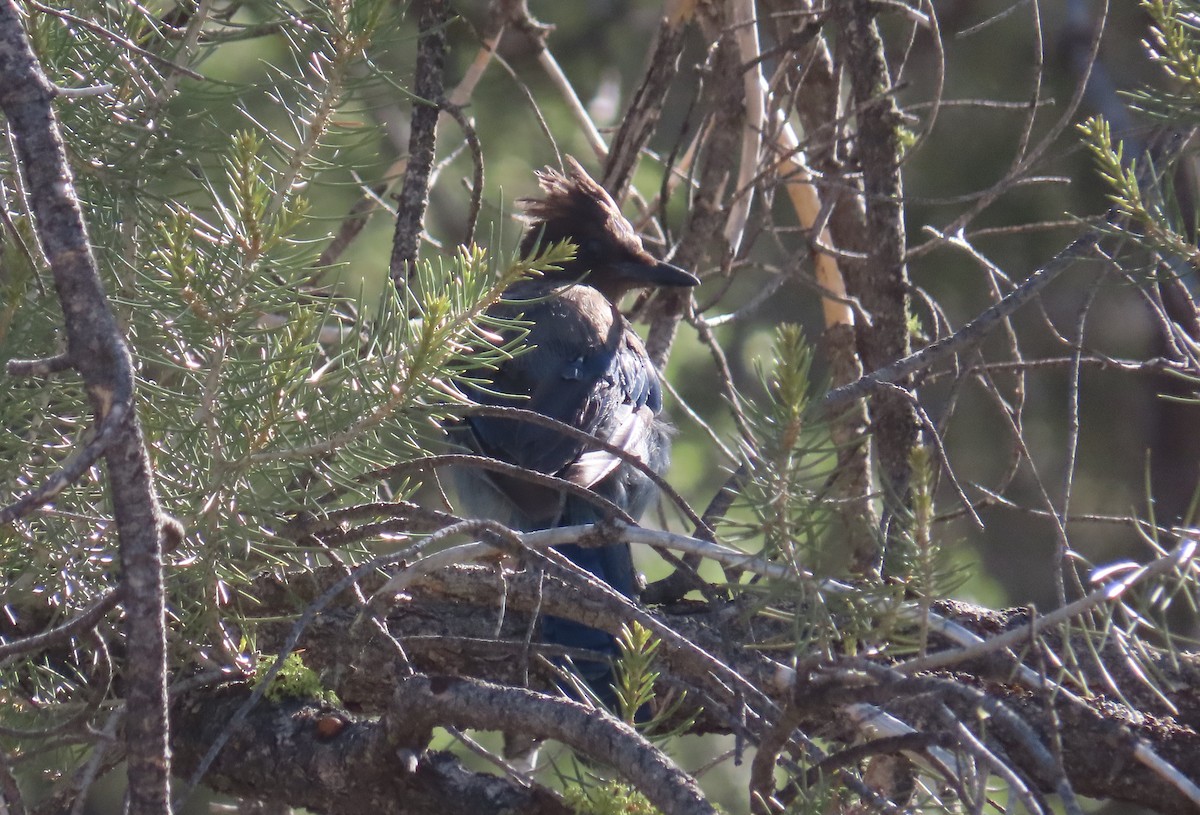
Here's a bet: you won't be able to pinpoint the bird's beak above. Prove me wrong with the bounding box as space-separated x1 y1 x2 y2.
616 259 700 288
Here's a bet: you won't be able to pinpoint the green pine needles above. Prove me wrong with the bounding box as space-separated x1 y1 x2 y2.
1079 0 1200 265
0 0 569 724
733 324 833 573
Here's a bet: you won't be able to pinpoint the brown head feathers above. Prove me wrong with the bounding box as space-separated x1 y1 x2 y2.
517 157 699 299
519 157 645 262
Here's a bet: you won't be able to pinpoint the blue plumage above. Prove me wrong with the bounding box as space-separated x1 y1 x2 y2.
455 158 698 704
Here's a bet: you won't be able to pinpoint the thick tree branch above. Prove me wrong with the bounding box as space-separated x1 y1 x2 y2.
832 0 916 556
238 562 1200 814
171 685 570 815
389 675 718 815
0 4 172 812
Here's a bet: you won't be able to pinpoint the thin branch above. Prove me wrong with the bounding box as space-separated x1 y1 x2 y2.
315 180 389 273
440 102 484 247
25 1 203 80
0 403 125 524
0 589 121 662
894 540 1199 675
373 452 637 525
443 403 711 533
1134 742 1200 810
389 0 449 285
506 1 606 160
823 229 1101 409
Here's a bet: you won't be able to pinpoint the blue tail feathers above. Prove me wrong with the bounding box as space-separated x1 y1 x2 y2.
541 541 636 708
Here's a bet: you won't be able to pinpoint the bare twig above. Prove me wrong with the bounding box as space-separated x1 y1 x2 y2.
822 230 1101 409
0 403 125 524
25 0 203 80
0 589 121 662
389 0 449 285
315 180 389 273
441 102 484 247
374 452 638 524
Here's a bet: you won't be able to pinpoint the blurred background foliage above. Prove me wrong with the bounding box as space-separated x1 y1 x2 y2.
1 0 1197 811
179 0 1190 611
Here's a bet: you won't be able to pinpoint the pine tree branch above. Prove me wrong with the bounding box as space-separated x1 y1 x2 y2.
243 562 1200 814
389 0 449 286
171 685 571 815
389 675 718 815
0 3 173 813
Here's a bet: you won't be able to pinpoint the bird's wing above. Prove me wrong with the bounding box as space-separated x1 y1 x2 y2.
558 329 660 489
464 290 661 489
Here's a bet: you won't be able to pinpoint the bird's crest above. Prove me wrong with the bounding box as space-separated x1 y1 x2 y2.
518 156 646 260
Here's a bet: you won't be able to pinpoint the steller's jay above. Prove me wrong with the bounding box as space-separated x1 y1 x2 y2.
454 157 698 704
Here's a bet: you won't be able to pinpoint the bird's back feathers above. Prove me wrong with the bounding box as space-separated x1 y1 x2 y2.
462 278 666 533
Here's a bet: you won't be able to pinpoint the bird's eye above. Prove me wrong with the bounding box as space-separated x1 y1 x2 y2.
580 238 602 256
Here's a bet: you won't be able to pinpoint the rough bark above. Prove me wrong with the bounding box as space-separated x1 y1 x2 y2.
0 4 173 812
172 686 571 815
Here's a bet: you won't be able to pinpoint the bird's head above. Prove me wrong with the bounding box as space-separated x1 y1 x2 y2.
519 157 699 301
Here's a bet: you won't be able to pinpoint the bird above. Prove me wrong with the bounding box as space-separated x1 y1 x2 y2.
453 156 699 704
